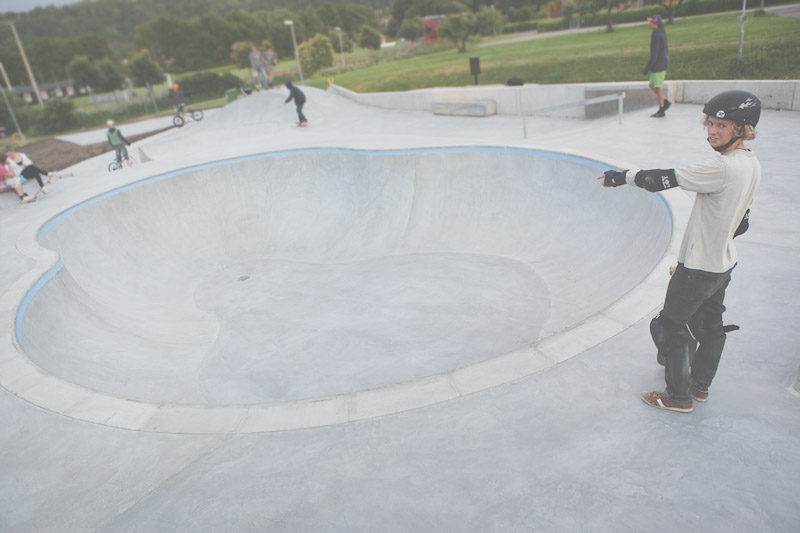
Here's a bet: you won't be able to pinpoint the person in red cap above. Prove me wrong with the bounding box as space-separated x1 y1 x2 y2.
643 14 671 118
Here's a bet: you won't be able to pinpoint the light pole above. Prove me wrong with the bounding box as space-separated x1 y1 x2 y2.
284 20 304 85
737 0 748 60
335 27 345 67
0 62 23 135
9 21 43 105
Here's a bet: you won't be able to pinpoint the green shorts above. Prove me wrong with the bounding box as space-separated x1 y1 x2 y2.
649 71 666 88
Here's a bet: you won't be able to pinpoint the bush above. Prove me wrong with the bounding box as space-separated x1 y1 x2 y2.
297 34 335 76
174 71 242 101
360 24 382 50
537 17 569 32
503 20 539 33
36 98 79 134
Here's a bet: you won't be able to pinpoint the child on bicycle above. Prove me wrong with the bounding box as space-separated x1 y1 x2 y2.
173 83 185 124
106 120 132 167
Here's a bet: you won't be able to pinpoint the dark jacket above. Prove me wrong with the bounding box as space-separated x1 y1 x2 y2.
643 26 670 74
284 81 306 105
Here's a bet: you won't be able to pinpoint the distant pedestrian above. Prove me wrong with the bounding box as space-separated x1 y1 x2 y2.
106 120 132 168
284 80 308 126
250 44 269 90
264 46 278 89
6 147 50 195
643 14 671 118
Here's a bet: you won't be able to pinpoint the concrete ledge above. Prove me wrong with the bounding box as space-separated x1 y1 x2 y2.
431 99 497 117
329 80 800 118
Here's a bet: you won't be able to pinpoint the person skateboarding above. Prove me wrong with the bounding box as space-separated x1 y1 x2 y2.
598 90 762 413
284 80 308 126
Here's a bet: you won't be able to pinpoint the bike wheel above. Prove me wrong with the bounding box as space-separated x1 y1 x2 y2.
108 161 120 172
173 115 184 127
190 109 204 121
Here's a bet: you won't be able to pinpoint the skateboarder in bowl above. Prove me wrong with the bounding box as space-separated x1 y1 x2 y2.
284 80 308 126
598 90 762 413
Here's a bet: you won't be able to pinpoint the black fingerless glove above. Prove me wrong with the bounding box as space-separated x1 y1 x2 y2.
603 169 628 187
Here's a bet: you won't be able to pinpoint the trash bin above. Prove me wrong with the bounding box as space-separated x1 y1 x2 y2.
225 89 238 103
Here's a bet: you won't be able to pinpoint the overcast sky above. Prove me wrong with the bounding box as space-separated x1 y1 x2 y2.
0 0 83 14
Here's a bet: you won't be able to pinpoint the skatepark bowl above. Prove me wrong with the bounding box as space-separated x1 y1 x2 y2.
17 147 671 434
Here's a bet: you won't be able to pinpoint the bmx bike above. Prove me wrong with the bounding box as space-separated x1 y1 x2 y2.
173 108 204 127
108 153 137 172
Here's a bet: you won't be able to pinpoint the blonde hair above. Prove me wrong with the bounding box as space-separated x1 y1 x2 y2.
702 114 757 140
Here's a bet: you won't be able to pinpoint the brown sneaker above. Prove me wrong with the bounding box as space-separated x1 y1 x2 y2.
641 391 693 413
690 384 709 402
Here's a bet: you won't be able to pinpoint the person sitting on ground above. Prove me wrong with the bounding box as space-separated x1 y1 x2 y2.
106 120 132 167
173 83 185 124
6 147 50 195
284 80 308 126
1 153 34 203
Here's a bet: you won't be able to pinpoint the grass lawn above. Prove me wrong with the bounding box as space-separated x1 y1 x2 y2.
316 12 800 93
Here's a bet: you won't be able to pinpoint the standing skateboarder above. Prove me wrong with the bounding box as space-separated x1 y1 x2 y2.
598 90 762 413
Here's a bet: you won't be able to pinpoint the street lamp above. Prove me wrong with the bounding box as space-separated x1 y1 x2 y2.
284 20 304 86
335 27 345 67
8 21 43 105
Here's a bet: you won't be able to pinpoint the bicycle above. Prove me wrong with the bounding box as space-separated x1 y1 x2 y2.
108 153 136 172
173 108 204 127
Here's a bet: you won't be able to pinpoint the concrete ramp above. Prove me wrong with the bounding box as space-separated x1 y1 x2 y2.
21 147 670 418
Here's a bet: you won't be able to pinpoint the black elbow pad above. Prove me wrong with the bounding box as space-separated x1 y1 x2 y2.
634 169 678 192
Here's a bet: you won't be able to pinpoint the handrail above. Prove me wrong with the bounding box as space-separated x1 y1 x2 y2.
522 92 625 138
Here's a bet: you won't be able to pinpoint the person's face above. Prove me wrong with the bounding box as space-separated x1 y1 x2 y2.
706 116 737 149
649 21 658 29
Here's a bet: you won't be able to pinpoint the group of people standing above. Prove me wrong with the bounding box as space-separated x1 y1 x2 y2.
250 44 279 90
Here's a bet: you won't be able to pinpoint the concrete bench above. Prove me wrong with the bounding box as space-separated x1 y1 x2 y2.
431 99 497 117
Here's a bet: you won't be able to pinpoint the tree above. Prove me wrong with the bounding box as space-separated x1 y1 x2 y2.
439 14 476 53
231 41 253 69
400 17 425 41
68 56 103 91
297 34 334 75
96 59 125 92
129 52 164 87
360 24 382 50
474 6 504 36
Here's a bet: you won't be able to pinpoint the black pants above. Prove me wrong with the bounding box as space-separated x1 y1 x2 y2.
295 102 307 123
21 164 48 187
660 263 732 402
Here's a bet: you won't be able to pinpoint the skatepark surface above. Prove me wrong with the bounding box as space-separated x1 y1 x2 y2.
1 84 798 531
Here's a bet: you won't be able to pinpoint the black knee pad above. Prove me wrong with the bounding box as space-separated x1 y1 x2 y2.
688 313 726 344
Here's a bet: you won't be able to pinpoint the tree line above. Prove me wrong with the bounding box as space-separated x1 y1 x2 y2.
0 0 388 87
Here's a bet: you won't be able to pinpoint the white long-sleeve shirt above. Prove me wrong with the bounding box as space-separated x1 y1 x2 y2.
6 153 33 176
627 148 761 273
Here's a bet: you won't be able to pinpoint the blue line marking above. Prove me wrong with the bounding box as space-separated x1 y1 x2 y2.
21 146 670 347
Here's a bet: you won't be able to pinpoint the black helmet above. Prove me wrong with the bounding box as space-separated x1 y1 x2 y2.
703 90 761 127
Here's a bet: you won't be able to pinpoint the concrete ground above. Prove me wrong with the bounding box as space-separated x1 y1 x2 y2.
1 84 799 532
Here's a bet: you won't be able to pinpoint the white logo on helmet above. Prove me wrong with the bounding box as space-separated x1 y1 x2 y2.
739 98 756 109
716 110 726 118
